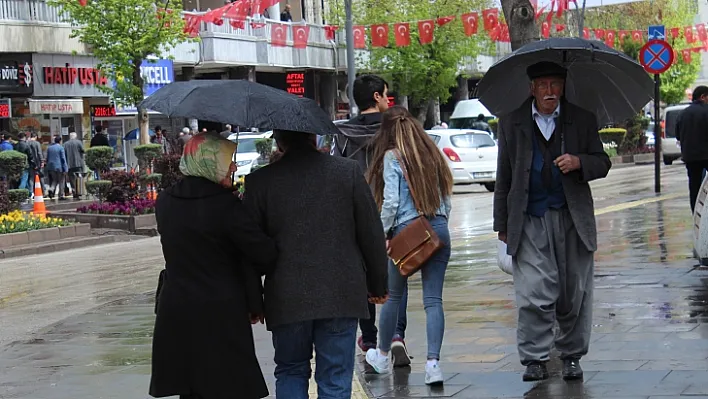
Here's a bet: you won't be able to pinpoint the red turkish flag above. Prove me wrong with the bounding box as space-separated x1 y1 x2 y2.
530 0 538 12
605 30 616 48
632 30 643 42
371 24 389 47
535 4 548 20
500 24 510 42
183 14 202 37
230 19 245 29
556 24 566 33
594 29 605 40
324 25 338 40
619 30 629 43
204 7 226 25
697 24 707 42
293 25 310 49
271 23 287 47
541 21 550 38
436 16 455 27
251 0 279 16
482 8 499 32
224 1 248 21
250 21 266 29
418 20 435 43
582 27 590 39
353 25 366 48
682 49 692 63
703 41 708 52
685 26 696 43
78 0 87 5
394 23 410 47
460 13 478 37
489 24 501 41
670 27 680 39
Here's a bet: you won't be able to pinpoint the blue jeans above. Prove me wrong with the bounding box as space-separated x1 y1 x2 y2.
378 216 451 360
360 284 408 344
18 169 29 190
272 318 357 399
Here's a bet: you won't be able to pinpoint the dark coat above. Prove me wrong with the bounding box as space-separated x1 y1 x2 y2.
244 148 388 330
493 98 611 255
90 133 110 148
676 102 708 162
15 140 34 169
150 176 277 399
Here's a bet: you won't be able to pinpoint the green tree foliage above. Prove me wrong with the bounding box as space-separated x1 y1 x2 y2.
328 0 494 110
584 0 700 105
48 0 193 143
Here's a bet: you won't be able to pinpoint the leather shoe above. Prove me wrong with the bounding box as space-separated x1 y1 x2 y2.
522 363 549 381
562 358 583 380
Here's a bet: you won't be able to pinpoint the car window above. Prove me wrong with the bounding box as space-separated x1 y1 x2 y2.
428 134 441 144
451 133 495 148
237 138 258 153
664 110 684 138
448 118 476 129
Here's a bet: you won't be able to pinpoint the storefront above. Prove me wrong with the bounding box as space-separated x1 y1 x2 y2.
0 53 34 133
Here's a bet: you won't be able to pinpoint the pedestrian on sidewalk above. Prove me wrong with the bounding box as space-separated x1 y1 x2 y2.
14 132 33 191
150 133 277 399
364 106 453 385
28 133 44 197
675 85 708 213
46 136 68 200
90 125 110 148
333 74 410 361
63 132 85 199
0 133 13 151
244 129 389 399
493 61 611 382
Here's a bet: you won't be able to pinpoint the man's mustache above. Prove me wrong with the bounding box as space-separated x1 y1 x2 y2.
543 95 558 101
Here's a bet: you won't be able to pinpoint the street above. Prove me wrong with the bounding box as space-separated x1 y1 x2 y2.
1 163 706 399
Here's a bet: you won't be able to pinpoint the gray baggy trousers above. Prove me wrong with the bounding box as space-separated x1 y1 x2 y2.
512 207 594 365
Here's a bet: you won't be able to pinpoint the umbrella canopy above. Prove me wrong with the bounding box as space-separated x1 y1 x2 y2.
124 128 155 141
477 37 655 126
139 80 340 136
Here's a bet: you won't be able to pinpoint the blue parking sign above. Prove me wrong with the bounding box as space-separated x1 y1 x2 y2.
648 25 665 40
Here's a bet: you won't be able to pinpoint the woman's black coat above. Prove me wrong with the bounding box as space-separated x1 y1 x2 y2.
150 176 276 399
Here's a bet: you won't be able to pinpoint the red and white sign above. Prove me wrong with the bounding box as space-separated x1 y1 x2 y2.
285 73 306 97
394 23 410 47
482 8 498 32
0 99 10 119
353 25 366 49
29 99 84 115
461 13 478 37
293 25 310 49
371 24 389 47
418 20 435 43
271 23 287 47
43 65 108 86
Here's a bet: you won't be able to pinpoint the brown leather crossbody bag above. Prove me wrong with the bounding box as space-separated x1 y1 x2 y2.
387 151 443 277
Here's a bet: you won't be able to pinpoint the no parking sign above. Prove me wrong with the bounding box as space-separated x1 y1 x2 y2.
639 39 674 74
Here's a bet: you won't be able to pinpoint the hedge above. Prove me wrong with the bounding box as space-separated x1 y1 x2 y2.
0 150 28 182
85 146 114 176
599 128 627 146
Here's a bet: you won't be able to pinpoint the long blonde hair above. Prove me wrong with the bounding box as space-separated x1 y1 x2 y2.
367 106 453 216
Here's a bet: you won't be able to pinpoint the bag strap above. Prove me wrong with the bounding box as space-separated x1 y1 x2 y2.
393 150 423 216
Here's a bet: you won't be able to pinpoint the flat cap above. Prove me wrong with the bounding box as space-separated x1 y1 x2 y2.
527 61 567 80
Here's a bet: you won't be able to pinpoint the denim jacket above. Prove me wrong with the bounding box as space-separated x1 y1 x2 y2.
380 150 452 234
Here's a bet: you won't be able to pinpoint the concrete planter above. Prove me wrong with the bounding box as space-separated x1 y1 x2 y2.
50 211 156 233
0 223 91 249
634 153 655 165
610 155 634 165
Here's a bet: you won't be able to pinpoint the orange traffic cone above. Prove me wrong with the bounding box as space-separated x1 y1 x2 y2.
32 174 46 216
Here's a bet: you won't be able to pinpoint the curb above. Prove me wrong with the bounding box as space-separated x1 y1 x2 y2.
0 234 144 260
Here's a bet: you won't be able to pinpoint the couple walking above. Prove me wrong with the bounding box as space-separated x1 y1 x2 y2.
150 97 453 399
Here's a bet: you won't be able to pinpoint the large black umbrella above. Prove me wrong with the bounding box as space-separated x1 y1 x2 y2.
477 37 654 126
140 80 340 136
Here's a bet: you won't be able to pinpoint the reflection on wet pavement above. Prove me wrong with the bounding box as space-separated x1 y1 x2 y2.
2 164 708 398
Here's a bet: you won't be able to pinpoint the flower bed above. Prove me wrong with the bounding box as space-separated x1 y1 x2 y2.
0 211 71 234
76 199 156 216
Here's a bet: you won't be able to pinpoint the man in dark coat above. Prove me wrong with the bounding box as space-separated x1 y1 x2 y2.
245 130 388 399
332 74 410 364
14 132 33 190
676 85 708 212
90 125 110 147
494 61 611 382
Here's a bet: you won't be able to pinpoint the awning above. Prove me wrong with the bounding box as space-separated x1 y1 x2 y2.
124 128 156 141
28 99 84 115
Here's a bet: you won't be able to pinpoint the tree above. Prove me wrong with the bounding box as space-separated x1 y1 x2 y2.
48 0 192 144
330 0 493 121
584 0 700 105
500 0 538 50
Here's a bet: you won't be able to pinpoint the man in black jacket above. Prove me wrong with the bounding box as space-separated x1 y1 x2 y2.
332 74 411 366
245 130 388 399
15 132 33 190
676 85 708 212
90 125 110 147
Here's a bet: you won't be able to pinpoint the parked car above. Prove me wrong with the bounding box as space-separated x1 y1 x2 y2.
448 99 494 130
663 104 689 165
426 129 497 192
227 132 274 176
645 121 655 147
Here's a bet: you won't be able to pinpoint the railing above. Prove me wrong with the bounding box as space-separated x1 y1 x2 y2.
0 0 66 24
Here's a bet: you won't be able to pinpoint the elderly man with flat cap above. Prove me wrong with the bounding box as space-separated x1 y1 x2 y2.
493 61 611 382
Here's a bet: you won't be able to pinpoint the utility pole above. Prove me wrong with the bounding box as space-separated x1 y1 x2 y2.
344 0 357 117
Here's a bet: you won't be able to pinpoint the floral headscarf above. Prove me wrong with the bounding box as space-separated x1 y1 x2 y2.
180 133 237 187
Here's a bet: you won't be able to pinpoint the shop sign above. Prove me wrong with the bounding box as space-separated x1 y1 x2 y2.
286 72 306 97
32 54 108 97
42 65 108 86
0 98 11 118
116 59 174 114
0 54 33 94
29 99 84 115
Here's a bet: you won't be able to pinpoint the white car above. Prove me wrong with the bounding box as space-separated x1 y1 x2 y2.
227 132 274 176
426 129 497 192
663 104 688 165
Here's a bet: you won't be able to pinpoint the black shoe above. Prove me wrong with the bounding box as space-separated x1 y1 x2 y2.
562 358 583 381
522 363 549 381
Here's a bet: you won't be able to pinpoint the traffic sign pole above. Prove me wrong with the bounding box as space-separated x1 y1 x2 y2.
654 74 661 193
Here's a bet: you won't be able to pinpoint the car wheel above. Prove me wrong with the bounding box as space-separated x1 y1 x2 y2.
663 157 674 166
484 183 495 192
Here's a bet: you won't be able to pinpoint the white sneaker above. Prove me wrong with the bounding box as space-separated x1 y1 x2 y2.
365 349 391 374
425 362 444 385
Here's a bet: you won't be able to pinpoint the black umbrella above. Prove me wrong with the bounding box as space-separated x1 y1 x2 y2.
477 37 655 126
139 80 340 136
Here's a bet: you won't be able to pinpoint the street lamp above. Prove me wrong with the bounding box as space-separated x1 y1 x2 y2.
344 0 357 116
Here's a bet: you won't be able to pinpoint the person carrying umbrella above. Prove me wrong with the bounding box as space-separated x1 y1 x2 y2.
493 61 611 382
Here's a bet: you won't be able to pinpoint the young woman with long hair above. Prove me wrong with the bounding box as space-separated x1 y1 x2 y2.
364 106 454 385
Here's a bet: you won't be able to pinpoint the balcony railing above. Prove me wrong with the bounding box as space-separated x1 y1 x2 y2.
0 0 66 24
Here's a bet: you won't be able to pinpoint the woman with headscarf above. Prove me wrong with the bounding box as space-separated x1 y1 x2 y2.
150 133 276 399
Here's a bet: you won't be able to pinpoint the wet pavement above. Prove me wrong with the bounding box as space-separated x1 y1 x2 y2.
2 163 707 398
